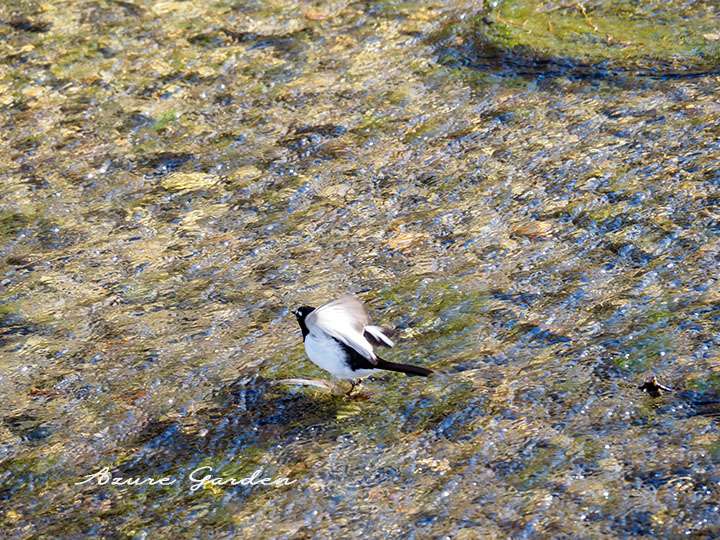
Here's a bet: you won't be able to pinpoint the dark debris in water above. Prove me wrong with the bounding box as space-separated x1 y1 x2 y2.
638 376 672 398
220 27 314 55
3 413 53 444
136 152 194 176
4 17 51 33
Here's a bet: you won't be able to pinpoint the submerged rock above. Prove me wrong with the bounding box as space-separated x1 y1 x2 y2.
434 0 720 78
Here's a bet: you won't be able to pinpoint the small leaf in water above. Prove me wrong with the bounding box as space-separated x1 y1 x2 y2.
304 9 328 21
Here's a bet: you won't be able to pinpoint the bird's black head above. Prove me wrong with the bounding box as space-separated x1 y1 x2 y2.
292 305 315 339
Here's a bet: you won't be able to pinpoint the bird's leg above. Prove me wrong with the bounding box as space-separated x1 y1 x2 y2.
346 378 362 396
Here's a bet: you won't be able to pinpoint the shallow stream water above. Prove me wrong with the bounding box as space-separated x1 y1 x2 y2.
1 0 719 537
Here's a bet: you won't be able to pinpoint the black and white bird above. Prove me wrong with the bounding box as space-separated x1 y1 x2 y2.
293 295 432 386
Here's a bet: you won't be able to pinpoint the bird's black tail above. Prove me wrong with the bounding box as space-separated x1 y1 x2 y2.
375 357 432 377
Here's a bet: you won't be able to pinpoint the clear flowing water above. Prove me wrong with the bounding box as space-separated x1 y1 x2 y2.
1 0 719 537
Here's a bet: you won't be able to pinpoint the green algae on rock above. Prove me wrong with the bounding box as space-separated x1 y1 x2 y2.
438 0 720 76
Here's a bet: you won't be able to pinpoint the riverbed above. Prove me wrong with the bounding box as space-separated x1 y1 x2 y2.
1 0 719 537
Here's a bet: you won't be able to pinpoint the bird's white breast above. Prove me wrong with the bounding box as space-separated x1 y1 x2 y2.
304 332 374 380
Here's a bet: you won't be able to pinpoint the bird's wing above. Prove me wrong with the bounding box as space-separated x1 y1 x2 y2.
364 325 394 348
305 294 377 362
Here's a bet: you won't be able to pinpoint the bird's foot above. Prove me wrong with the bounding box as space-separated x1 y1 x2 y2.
346 379 362 396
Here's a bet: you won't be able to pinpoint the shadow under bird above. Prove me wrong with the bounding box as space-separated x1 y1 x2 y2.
293 294 432 388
